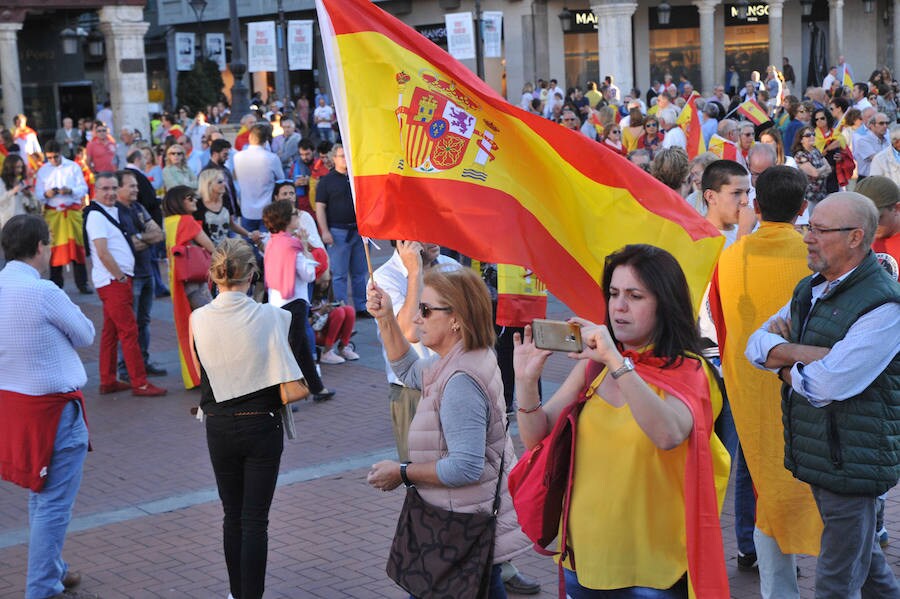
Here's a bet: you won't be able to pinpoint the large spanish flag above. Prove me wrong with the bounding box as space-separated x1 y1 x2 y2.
316 0 723 321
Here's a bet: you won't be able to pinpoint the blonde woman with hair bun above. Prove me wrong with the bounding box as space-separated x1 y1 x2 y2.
189 237 301 599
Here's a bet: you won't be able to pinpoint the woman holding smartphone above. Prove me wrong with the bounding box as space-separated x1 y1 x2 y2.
513 244 730 598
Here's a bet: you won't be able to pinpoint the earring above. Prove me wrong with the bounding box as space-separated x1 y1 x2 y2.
451 323 460 332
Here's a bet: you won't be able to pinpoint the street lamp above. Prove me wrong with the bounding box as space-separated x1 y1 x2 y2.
60 27 81 55
187 0 207 58
228 0 250 118
736 0 749 20
558 8 573 32
800 0 814 17
187 0 208 23
657 0 672 25
275 0 290 104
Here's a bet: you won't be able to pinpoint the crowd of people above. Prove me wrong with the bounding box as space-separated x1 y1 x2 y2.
1 62 900 599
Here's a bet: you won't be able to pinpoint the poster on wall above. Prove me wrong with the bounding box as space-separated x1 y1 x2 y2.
288 20 314 70
247 21 277 72
205 33 227 71
482 11 503 58
445 12 475 60
175 32 195 71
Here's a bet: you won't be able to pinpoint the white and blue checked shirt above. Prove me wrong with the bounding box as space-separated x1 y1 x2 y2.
0 261 95 395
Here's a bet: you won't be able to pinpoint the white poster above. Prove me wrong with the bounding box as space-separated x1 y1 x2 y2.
175 32 195 71
287 20 314 71
205 33 227 71
445 12 475 61
247 21 277 72
482 11 503 58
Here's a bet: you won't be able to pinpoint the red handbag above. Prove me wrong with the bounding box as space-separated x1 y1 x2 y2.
507 368 604 597
171 244 211 283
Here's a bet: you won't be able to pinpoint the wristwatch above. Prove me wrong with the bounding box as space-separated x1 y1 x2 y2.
400 462 413 488
610 357 635 379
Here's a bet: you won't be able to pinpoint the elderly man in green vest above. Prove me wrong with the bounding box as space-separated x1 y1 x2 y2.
746 191 900 599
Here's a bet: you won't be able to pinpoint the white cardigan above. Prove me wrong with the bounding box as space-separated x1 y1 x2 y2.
190 291 301 402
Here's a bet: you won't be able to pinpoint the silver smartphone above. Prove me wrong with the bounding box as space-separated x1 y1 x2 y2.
531 319 583 353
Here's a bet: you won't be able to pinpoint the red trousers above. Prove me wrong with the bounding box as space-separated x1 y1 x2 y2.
322 305 355 348
97 279 147 388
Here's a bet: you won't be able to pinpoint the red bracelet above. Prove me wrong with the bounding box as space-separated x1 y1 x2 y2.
517 403 542 414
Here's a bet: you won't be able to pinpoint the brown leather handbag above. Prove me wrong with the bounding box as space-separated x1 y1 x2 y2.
279 379 310 405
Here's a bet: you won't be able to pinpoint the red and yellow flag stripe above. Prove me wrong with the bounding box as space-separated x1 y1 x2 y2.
316 0 723 321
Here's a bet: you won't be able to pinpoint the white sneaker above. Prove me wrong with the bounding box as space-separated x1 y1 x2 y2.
320 349 346 365
339 346 360 361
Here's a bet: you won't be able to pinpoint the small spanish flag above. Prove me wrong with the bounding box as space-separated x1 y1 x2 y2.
708 135 739 161
316 0 724 322
736 99 770 126
676 92 707 160
842 63 854 88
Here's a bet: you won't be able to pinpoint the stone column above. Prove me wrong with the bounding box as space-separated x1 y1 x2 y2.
828 0 844 67
591 0 639 96
693 0 721 95
768 0 784 70
98 6 150 138
0 22 24 128
894 0 900 81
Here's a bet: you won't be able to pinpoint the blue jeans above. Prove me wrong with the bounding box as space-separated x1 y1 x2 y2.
327 227 367 311
241 217 267 234
810 485 900 599
206 413 283 599
754 526 799 599
410 563 506 599
26 401 89 599
734 445 757 556
564 568 687 598
151 242 169 295
118 275 154 375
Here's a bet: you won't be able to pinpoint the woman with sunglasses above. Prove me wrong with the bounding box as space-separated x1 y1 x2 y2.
261 199 336 402
189 238 300 599
162 143 198 191
196 169 254 247
601 124 628 157
636 118 664 158
513 244 730 598
366 267 529 598
791 126 833 210
163 185 215 389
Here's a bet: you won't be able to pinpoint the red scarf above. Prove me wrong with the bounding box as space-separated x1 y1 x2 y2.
586 350 729 597
0 390 89 492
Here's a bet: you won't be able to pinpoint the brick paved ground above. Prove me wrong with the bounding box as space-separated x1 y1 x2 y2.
1 245 898 598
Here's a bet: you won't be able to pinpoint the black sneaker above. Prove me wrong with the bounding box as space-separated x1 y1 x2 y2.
145 362 168 376
737 552 758 572
312 388 336 403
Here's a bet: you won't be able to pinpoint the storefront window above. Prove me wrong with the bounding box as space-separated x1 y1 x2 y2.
648 6 700 91
648 29 701 90
564 32 599 91
725 24 770 85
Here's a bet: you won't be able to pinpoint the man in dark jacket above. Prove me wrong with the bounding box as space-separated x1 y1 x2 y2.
747 192 900 598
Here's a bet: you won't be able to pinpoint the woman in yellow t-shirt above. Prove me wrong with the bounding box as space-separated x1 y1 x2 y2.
513 244 730 599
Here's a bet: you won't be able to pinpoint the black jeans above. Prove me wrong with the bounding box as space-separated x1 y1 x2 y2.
282 299 325 393
50 262 88 289
206 413 283 599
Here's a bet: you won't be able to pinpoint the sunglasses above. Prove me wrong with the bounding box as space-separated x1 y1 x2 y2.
802 132 816 138
418 303 452 318
815 116 827 121
169 151 184 156
646 123 658 127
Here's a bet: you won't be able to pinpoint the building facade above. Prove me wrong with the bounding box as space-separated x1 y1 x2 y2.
0 1 152 137
155 0 900 108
